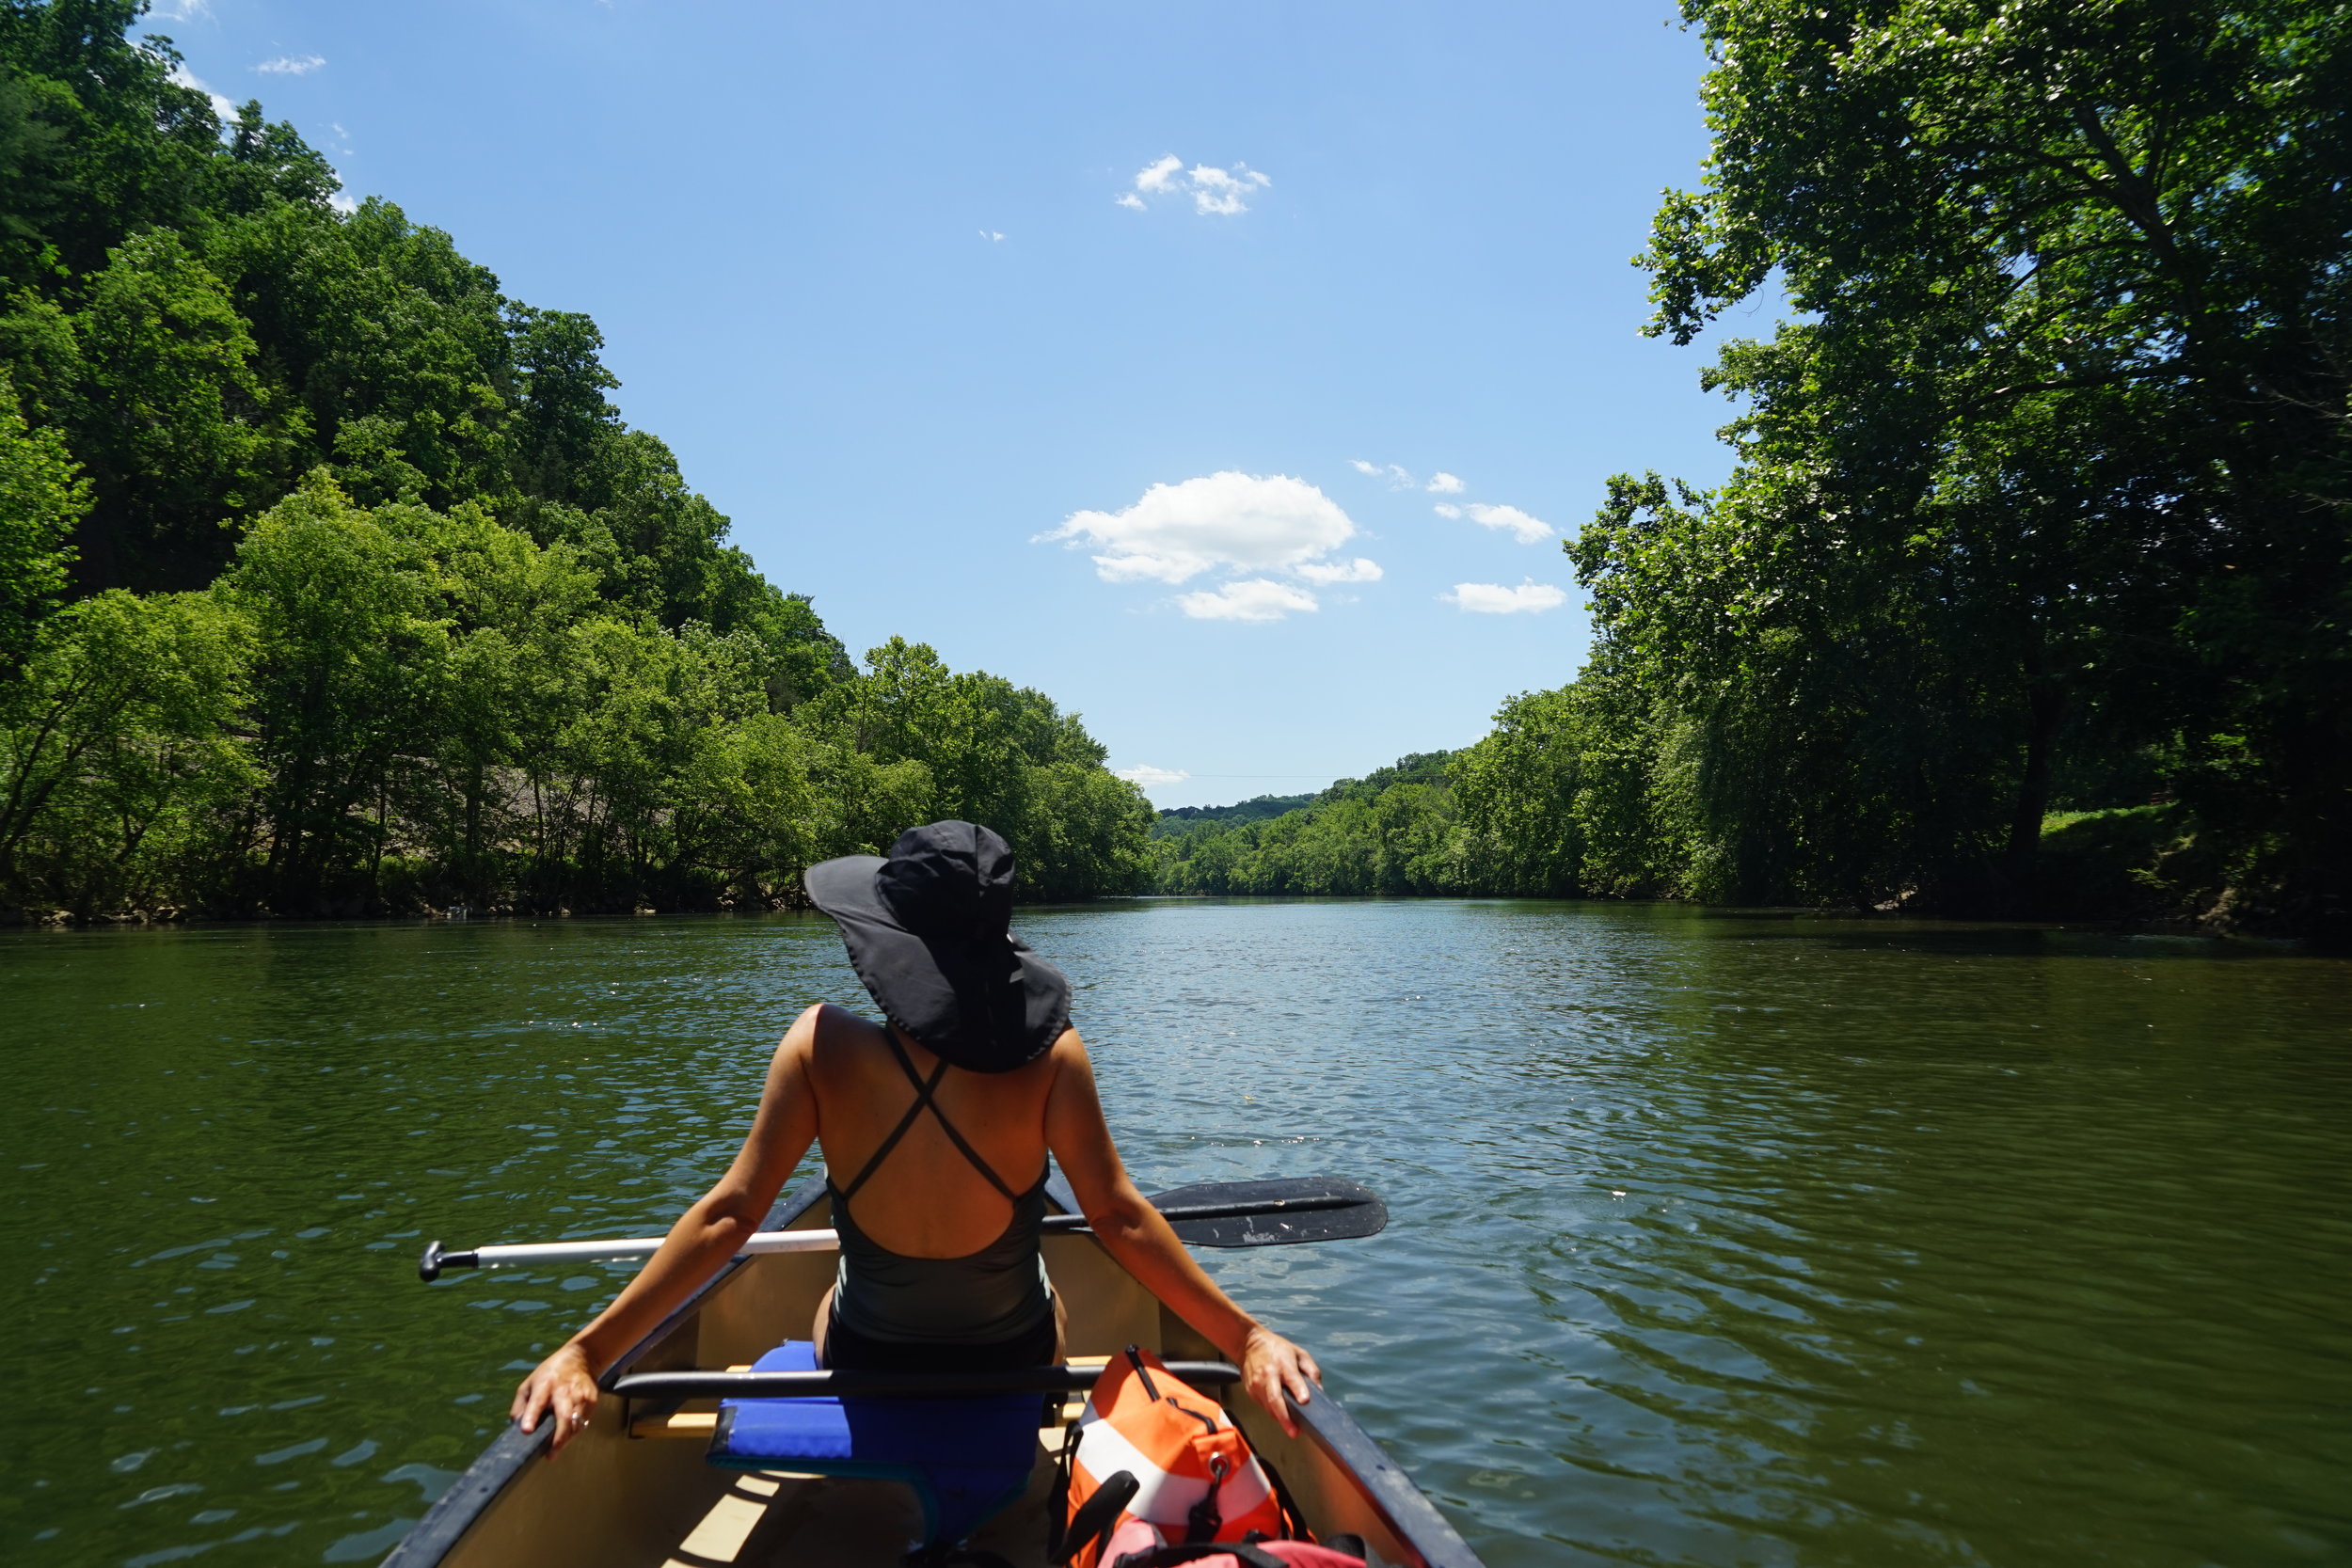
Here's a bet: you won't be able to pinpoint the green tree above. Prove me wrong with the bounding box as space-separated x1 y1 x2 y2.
0 369 83 663
0 587 252 913
218 472 450 911
1584 0 2351 919
1453 687 1588 896
72 229 302 586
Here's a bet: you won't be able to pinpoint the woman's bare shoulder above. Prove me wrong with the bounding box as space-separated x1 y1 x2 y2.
781 1002 883 1069
800 1000 881 1043
1044 1023 1092 1083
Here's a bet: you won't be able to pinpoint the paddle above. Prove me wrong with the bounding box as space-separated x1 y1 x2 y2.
418 1175 1383 1282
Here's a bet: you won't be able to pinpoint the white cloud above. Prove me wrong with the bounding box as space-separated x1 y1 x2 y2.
1444 580 1568 614
1349 459 1417 489
1043 471 1361 585
1186 163 1271 214
1046 473 1377 623
167 63 236 123
1443 501 1555 544
1116 764 1191 786
979 229 1004 242
328 191 358 214
1426 471 1465 494
1120 156 1271 215
1296 557 1383 586
147 0 211 19
1178 578 1319 622
1135 155 1184 194
254 55 325 75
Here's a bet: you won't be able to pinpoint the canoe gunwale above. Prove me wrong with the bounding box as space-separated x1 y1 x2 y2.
376 1180 830 1568
1289 1387 1484 1568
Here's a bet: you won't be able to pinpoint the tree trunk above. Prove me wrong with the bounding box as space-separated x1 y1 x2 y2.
2004 680 2069 895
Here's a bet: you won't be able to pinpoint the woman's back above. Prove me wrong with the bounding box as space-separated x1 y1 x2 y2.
805 1003 1054 1259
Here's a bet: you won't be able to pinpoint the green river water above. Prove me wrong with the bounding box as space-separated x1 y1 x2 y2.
3 901 2347 1567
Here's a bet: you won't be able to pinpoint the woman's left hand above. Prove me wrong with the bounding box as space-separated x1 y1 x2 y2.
510 1342 599 1456
1241 1324 1322 1436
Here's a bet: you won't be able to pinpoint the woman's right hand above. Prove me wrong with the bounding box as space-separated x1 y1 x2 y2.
1241 1324 1323 1437
510 1342 599 1456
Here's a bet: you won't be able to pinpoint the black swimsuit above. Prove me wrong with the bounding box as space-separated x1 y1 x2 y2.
823 1029 1055 1372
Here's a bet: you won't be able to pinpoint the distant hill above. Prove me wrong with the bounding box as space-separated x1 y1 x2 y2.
1146 751 1470 892
1153 792 1317 834
1150 753 1462 844
1311 751 1454 806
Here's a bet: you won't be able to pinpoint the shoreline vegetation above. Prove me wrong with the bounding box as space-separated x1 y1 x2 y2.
5 4 2345 943
1140 0 2352 949
0 6 1153 923
1149 760 2274 939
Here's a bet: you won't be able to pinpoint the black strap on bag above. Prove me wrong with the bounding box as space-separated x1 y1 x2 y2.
903 1547 1017 1568
1057 1469 1140 1567
1184 1452 1230 1543
1107 1544 1291 1568
1257 1456 1311 1544
1048 1418 1082 1561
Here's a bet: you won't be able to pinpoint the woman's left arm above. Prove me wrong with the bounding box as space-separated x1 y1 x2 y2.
1044 1029 1324 1434
509 1005 823 1454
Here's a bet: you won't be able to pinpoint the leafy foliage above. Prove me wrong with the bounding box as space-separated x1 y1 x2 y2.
0 370 83 663
0 4 1149 918
1152 3 2347 938
1604 0 2351 927
1497 0 2348 931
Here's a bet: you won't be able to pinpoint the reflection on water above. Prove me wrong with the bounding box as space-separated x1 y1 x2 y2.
4 903 2347 1565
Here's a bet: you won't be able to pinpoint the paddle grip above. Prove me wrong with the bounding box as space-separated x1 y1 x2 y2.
417 1241 479 1282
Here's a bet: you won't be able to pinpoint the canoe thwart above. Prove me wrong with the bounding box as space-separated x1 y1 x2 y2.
612 1360 1240 1402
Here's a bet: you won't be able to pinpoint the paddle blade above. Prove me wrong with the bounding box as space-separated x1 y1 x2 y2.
1145 1176 1387 1247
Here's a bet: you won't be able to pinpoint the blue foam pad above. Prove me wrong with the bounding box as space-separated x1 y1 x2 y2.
709 1340 1041 1545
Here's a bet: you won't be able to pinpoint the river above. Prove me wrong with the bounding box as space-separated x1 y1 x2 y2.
5 901 2347 1566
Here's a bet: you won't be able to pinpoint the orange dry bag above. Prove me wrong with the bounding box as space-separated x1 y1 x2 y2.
1055 1346 1289 1568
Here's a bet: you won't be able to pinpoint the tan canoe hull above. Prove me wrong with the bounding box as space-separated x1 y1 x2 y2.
383 1181 1480 1568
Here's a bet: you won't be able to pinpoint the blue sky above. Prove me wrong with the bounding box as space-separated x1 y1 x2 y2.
148 1 1740 809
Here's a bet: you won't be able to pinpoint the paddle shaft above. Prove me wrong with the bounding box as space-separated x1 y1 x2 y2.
421 1191 1364 1280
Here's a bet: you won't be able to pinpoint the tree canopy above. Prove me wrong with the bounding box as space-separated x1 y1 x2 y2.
1598 0 2349 925
1150 2 2348 940
0 2 1151 919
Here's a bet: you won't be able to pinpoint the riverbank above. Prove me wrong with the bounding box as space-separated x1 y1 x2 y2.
8 835 2334 952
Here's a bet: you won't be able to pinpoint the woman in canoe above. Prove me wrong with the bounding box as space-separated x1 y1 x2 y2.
511 819 1321 1454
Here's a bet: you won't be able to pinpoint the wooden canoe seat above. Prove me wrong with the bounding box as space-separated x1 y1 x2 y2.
627 1354 1112 1440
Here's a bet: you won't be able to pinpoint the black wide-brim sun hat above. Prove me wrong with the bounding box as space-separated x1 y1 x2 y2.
803 820 1071 1073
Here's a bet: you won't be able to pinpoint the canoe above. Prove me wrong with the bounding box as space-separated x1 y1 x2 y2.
382 1177 1483 1567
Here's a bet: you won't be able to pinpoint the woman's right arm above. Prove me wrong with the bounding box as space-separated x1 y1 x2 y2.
508 1003 824 1453
1043 1029 1323 1435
